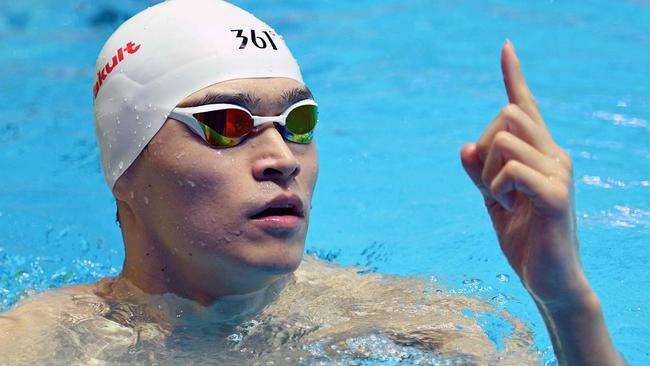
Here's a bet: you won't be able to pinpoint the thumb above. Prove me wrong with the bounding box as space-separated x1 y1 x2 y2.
460 143 493 202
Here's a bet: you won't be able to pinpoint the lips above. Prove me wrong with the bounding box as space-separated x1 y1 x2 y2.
249 194 305 219
249 194 305 232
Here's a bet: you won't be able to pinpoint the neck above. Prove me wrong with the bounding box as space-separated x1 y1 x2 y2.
117 203 287 306
95 274 291 327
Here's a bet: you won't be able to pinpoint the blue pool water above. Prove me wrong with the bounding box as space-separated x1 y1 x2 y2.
1 0 649 364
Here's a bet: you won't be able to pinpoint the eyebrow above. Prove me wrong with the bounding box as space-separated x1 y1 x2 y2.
179 87 314 110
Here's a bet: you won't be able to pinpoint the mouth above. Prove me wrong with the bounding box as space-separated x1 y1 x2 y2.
250 206 302 219
249 194 305 231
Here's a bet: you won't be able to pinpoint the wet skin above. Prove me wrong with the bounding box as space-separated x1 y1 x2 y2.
113 77 319 305
0 45 626 366
460 41 625 366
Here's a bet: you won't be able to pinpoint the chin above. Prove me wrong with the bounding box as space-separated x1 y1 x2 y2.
233 240 305 275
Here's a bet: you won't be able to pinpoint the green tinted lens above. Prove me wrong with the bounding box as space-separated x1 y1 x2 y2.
285 104 317 143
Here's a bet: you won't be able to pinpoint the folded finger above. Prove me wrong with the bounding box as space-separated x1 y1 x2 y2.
476 104 553 162
490 160 569 215
481 131 562 189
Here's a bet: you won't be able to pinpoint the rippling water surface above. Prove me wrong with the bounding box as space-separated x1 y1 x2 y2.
0 0 648 365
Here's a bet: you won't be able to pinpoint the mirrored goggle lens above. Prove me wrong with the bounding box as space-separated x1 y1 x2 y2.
193 109 253 147
285 105 318 143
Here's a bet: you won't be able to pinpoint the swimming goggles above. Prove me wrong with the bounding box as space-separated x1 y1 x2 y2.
168 99 318 147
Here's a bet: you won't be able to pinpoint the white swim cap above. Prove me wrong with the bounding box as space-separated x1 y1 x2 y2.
93 0 304 189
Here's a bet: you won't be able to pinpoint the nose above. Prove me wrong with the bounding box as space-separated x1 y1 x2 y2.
251 125 301 184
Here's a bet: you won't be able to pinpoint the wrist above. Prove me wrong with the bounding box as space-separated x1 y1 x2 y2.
530 269 597 314
534 287 625 366
540 288 601 321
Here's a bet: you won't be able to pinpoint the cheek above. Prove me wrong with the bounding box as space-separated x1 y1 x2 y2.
140 146 249 246
298 144 319 199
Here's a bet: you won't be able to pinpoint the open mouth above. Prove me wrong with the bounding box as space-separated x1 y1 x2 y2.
251 206 301 219
249 195 305 220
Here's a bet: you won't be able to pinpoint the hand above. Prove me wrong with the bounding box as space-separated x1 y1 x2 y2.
460 40 626 366
460 40 588 308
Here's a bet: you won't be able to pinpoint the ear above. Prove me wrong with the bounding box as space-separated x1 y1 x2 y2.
112 168 139 226
112 147 148 202
112 168 134 202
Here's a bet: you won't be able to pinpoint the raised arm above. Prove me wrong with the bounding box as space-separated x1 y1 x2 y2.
460 40 625 366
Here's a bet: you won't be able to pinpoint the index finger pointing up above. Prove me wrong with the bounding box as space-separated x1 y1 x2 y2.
501 40 544 125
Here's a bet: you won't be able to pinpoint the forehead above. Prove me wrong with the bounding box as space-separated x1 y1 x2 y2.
177 77 311 111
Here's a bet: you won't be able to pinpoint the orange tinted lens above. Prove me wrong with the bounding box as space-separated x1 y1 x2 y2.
194 109 253 138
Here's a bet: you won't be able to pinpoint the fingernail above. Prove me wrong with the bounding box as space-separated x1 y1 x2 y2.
505 38 515 49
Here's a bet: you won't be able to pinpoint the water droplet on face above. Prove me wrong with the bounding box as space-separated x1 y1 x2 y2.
118 161 124 170
123 98 128 103
496 274 510 282
136 115 140 121
144 196 149 205
130 191 134 199
147 123 152 128
185 179 196 188
147 103 152 109
117 118 121 125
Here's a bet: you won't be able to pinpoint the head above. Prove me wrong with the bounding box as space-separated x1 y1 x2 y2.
93 0 318 304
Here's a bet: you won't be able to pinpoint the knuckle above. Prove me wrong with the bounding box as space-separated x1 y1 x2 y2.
493 131 512 149
503 160 520 176
553 147 573 172
501 105 528 133
551 184 571 209
501 104 520 120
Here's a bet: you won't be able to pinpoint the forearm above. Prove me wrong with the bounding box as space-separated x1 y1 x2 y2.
535 289 626 366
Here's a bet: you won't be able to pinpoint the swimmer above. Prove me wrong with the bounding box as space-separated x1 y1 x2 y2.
0 0 626 365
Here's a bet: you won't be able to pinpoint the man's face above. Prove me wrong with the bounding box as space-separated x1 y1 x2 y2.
119 77 318 290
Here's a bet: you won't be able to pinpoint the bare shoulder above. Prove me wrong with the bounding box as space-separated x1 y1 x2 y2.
0 283 99 355
290 256 537 364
